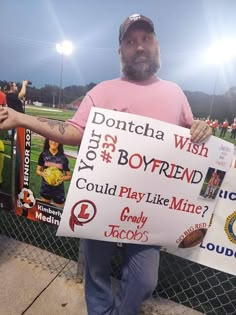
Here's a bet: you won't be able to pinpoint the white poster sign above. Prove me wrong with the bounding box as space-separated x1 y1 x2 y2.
57 108 233 249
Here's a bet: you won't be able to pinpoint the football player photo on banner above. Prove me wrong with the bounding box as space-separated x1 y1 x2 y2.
0 128 15 211
57 108 234 248
15 126 77 226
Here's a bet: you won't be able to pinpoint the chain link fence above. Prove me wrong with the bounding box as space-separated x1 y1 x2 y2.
156 252 236 314
0 209 83 280
0 209 235 314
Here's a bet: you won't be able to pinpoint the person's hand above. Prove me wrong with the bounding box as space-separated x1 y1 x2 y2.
0 106 8 123
0 106 21 129
59 175 64 184
41 170 46 180
22 80 29 86
190 120 212 143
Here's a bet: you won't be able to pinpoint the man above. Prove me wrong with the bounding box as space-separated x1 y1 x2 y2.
219 118 229 138
0 14 212 315
4 80 30 139
230 117 236 139
211 119 218 135
4 80 30 113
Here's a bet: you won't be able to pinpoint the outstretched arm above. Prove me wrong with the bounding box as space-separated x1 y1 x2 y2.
0 107 82 146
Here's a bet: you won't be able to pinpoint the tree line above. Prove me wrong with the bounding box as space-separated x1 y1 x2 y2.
185 87 236 122
1 80 236 122
0 80 96 108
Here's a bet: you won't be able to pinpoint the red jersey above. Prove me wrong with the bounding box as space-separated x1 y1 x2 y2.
222 121 229 128
231 122 236 130
212 121 218 128
0 91 6 105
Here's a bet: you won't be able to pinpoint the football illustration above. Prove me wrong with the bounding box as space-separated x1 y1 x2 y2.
178 228 207 248
18 188 36 209
43 167 62 186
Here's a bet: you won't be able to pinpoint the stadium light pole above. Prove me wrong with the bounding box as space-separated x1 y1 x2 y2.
56 40 73 108
205 37 236 118
208 69 219 119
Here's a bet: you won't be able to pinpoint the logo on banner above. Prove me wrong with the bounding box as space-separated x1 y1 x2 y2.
69 200 97 231
224 211 236 244
17 188 36 209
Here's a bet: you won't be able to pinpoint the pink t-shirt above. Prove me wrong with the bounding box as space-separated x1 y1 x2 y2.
67 76 193 134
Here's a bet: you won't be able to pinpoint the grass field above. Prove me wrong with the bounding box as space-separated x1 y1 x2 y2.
25 105 75 121
213 128 236 146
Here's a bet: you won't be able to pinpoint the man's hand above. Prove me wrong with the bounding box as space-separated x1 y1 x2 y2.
0 106 8 123
0 106 20 129
190 120 212 143
22 80 29 86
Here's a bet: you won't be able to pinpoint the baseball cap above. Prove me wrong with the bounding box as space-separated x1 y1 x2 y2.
119 14 155 43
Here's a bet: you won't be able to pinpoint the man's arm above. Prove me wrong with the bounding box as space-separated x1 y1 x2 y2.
0 107 82 146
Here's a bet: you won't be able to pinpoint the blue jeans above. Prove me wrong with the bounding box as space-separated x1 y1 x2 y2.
83 239 160 315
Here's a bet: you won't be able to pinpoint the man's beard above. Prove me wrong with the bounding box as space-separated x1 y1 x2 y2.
121 49 160 81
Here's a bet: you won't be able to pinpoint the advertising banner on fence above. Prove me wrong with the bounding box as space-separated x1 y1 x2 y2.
166 166 236 276
57 108 233 248
14 127 77 226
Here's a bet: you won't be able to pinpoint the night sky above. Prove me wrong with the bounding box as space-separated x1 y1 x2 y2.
1 0 236 94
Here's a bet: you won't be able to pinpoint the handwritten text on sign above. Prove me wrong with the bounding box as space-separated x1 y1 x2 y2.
57 108 233 248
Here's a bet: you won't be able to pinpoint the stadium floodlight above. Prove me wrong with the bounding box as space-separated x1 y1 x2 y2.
56 40 73 56
205 37 236 65
205 37 236 117
56 40 73 107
